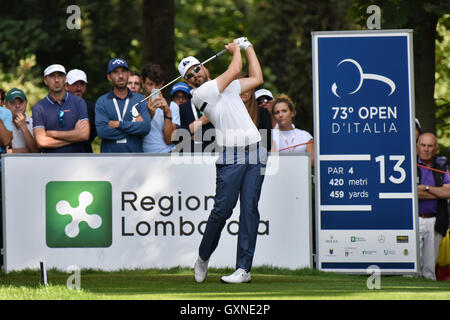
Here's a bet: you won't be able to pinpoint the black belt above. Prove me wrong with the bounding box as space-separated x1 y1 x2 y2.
419 213 436 218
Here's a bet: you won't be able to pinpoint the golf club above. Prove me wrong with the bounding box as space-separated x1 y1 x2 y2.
131 48 228 118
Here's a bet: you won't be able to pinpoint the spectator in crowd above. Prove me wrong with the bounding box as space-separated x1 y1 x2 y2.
128 71 143 93
0 88 5 106
255 88 275 128
5 88 39 153
271 94 314 162
171 82 191 106
180 37 266 284
66 69 97 152
141 63 180 153
239 73 272 151
416 132 450 280
175 82 215 152
32 64 90 153
0 96 13 267
95 58 150 153
0 98 13 157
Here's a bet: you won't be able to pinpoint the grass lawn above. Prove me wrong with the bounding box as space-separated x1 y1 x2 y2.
1 267 449 301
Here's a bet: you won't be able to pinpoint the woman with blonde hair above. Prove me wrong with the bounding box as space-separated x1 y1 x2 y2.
271 94 314 162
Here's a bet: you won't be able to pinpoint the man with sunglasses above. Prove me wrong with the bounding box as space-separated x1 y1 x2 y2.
255 89 275 128
179 37 267 284
32 64 90 153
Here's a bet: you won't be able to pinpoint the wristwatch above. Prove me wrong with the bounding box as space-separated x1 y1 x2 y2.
425 185 430 192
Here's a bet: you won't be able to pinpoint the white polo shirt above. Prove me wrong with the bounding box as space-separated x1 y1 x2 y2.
191 79 261 147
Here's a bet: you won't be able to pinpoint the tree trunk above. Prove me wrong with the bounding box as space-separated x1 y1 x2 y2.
142 0 176 85
413 13 439 134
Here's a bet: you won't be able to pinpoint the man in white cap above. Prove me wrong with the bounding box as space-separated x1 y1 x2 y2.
179 37 267 284
255 88 275 128
66 69 97 152
32 64 90 153
66 69 88 97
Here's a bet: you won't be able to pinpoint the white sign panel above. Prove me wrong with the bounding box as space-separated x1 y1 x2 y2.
3 154 312 272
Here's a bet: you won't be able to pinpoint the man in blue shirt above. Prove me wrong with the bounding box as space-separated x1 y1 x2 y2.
32 64 90 153
0 88 13 157
0 101 12 268
95 58 150 153
0 106 13 157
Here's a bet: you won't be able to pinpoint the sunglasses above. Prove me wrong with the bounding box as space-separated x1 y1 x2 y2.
58 108 65 127
184 65 202 80
173 93 189 100
257 97 272 105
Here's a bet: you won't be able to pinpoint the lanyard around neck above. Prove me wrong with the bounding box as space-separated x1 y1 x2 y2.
112 97 130 122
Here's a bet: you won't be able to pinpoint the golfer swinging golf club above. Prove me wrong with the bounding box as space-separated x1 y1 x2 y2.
179 37 267 283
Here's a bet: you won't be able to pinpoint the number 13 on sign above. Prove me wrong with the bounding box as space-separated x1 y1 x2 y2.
375 155 406 184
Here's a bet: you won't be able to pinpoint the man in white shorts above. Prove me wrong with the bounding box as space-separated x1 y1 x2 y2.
179 37 266 283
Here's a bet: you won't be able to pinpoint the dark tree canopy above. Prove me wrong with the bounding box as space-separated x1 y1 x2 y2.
0 0 448 147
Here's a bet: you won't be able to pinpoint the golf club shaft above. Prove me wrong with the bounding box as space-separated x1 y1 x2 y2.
201 48 227 65
131 48 228 110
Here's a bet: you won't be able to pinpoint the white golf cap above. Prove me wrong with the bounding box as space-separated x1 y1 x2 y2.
66 69 88 85
255 89 274 100
178 56 201 78
44 64 66 77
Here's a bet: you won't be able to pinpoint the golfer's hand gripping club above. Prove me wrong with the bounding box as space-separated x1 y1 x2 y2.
235 37 252 51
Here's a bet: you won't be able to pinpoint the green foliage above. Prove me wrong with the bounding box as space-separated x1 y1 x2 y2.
349 1 450 149
436 15 450 154
252 0 355 133
0 0 143 104
175 0 253 78
63 0 143 102
349 0 449 30
0 19 47 70
0 55 47 116
0 0 448 149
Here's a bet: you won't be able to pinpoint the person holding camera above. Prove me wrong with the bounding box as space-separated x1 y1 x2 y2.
140 63 180 153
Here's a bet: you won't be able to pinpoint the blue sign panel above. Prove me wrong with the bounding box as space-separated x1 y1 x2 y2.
312 30 418 273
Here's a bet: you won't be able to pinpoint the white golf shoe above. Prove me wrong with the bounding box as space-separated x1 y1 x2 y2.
221 268 251 284
194 257 209 283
